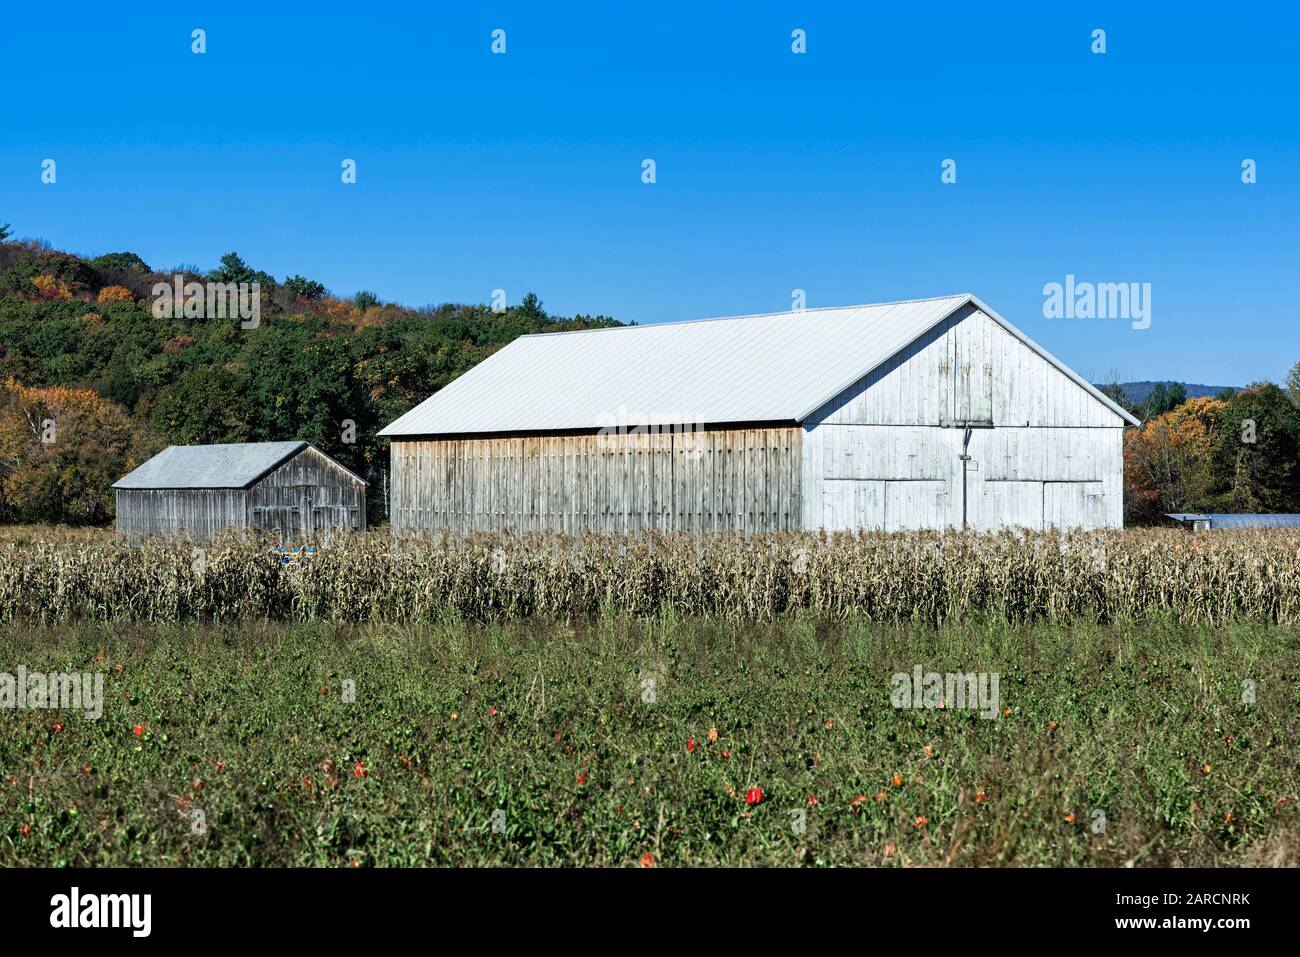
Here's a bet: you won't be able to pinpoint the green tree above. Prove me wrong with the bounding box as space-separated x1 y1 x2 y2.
1099 382 1139 418
151 365 254 445
90 251 151 273
237 319 360 451
1204 382 1300 512
283 274 326 300
518 292 546 320
1144 381 1187 418
209 252 274 287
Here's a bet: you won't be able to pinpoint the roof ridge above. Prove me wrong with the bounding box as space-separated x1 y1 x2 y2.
161 440 305 449
515 293 974 340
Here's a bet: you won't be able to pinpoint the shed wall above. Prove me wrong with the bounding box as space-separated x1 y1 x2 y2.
115 488 249 541
390 427 801 534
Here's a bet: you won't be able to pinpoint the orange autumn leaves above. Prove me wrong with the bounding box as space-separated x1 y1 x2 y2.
1125 395 1227 521
0 378 156 524
96 285 134 306
31 274 72 301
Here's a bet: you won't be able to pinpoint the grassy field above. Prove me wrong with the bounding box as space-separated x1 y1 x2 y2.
2 613 1297 866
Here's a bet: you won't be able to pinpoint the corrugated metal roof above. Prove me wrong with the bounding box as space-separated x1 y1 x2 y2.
113 441 308 490
379 293 1139 437
1167 513 1300 529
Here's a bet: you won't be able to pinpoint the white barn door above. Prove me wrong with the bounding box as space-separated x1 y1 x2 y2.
803 305 1126 533
962 424 1117 531
818 427 962 531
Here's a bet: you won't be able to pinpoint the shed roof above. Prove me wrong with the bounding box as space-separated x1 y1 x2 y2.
379 293 1139 437
114 441 312 490
1166 513 1300 529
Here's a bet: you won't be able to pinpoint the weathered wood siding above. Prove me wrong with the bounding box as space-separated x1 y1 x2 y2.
803 307 1127 531
115 488 248 542
116 446 366 543
389 426 801 534
250 446 367 541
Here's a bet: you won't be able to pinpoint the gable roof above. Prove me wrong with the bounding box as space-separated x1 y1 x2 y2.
114 441 312 490
379 293 1140 437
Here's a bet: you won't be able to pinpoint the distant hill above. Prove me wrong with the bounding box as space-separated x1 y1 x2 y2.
1104 381 1240 405
0 236 622 523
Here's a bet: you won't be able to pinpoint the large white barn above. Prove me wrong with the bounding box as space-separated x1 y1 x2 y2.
379 294 1138 534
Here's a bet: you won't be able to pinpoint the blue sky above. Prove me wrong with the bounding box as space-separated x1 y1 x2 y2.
2 2 1296 386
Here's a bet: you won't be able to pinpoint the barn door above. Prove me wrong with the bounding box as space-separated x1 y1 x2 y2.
944 310 994 526
955 317 993 425
300 486 315 541
939 312 993 427
311 504 346 540
306 488 336 541
959 425 1010 531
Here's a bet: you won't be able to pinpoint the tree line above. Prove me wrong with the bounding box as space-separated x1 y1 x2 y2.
1 225 1297 528
0 229 617 524
1103 379 1300 523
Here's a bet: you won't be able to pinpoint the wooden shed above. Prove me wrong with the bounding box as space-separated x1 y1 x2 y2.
379 294 1139 534
113 441 366 542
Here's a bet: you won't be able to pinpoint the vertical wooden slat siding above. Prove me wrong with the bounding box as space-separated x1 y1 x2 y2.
389 425 803 535
115 446 366 543
114 488 249 542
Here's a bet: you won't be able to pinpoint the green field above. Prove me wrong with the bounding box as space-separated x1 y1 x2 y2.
2 613 1297 866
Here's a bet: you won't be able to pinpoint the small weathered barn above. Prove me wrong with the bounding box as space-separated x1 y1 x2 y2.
114 441 366 542
379 294 1139 534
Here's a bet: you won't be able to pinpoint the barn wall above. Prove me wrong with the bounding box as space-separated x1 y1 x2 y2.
389 426 801 534
250 446 367 541
115 488 249 541
804 308 1126 531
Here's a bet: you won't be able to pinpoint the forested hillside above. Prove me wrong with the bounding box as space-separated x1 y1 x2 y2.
2 226 1298 528
0 228 619 524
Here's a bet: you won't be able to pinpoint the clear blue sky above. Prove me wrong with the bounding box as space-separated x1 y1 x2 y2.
2 2 1296 387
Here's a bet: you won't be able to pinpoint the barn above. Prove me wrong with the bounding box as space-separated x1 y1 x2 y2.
378 294 1139 534
113 441 366 542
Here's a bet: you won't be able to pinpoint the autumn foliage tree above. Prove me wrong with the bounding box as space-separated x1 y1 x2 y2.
1123 396 1226 524
1124 386 1300 524
0 379 157 524
96 284 134 306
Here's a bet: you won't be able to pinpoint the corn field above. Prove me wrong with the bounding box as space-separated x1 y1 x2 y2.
3 527 1300 624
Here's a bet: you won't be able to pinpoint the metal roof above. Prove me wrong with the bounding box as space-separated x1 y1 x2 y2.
379 293 1140 437
1167 513 1300 529
113 441 309 490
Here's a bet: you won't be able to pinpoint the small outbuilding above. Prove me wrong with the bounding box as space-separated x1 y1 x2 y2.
113 441 366 542
1166 513 1300 532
